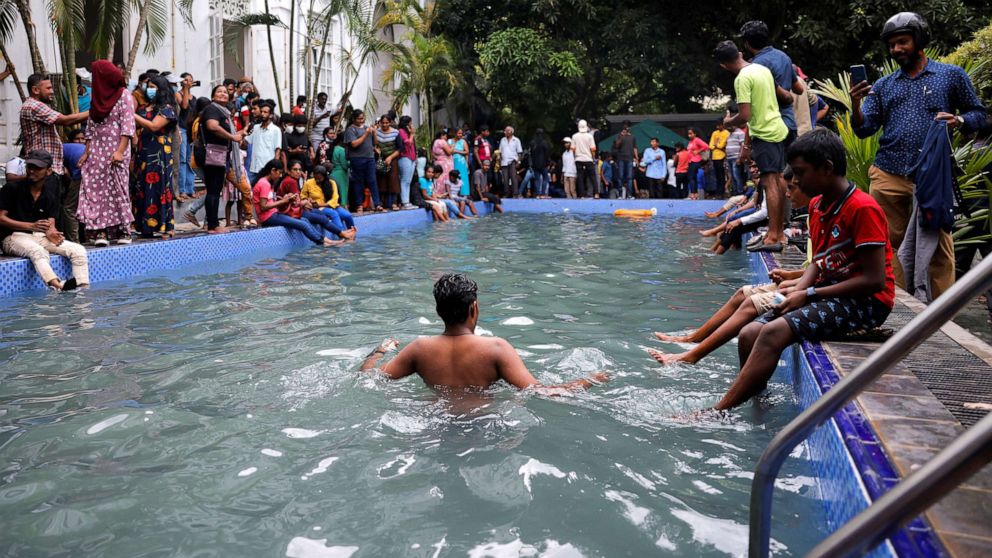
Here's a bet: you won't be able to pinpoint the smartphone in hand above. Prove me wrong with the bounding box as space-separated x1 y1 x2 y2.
849 64 868 86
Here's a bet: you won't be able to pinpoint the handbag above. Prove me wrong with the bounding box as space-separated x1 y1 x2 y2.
376 157 389 174
700 149 711 163
204 143 229 167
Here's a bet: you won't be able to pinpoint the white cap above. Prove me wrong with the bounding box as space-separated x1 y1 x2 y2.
577 119 589 133
562 137 572 143
165 73 182 85
75 68 92 82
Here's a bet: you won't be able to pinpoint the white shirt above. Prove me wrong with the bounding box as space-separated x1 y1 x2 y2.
499 136 523 166
5 157 25 178
247 122 283 173
667 159 677 186
571 132 596 162
561 150 577 177
309 105 331 146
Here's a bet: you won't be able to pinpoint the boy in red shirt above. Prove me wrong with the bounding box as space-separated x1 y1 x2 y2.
715 129 895 410
674 142 692 198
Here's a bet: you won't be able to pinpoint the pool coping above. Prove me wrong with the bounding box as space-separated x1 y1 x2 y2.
755 250 950 557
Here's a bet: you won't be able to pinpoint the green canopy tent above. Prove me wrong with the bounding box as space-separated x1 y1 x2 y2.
597 120 687 154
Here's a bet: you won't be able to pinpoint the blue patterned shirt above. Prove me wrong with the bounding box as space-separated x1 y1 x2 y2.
854 59 985 176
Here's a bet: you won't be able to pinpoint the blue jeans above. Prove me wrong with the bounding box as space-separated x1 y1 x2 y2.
263 211 325 243
616 160 634 195
728 157 746 195
398 157 415 205
303 209 343 238
349 157 381 210
178 129 196 196
520 169 534 196
317 206 355 231
688 162 702 194
442 199 461 216
535 168 550 197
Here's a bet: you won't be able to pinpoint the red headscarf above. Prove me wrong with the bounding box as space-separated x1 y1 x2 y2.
89 60 125 123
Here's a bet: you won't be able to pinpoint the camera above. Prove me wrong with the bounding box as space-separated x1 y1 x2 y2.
192 80 201 87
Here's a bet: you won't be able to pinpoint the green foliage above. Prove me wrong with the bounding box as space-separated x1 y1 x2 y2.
433 0 992 137
943 21 992 103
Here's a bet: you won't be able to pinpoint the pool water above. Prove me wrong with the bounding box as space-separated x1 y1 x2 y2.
0 214 827 557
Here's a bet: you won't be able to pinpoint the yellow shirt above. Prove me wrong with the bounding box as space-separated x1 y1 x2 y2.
301 177 341 208
709 129 729 161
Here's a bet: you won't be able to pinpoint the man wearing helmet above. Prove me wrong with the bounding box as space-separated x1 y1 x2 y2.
850 12 985 299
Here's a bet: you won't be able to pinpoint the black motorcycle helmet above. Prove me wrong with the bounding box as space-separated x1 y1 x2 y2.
881 12 930 50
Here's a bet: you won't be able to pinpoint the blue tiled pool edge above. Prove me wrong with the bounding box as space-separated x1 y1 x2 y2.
753 251 944 558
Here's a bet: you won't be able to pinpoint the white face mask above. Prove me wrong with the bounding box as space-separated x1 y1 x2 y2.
294 126 306 134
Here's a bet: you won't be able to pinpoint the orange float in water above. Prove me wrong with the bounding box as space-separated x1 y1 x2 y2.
613 208 657 218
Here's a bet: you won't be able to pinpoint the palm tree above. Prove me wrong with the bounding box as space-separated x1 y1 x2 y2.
228 11 286 112
376 0 461 140
10 0 46 73
0 0 26 99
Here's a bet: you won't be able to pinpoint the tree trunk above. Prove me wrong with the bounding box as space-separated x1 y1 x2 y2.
306 10 333 135
56 28 79 114
288 0 295 107
13 0 46 74
125 0 153 78
0 43 26 101
264 0 283 113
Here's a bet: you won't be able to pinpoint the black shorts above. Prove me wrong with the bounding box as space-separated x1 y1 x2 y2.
751 138 785 175
757 296 891 341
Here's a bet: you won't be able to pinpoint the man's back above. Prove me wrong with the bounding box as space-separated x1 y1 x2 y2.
735 64 788 143
402 335 511 388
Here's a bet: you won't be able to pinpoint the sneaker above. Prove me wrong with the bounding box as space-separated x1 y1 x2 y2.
93 235 109 247
117 237 132 245
402 203 416 210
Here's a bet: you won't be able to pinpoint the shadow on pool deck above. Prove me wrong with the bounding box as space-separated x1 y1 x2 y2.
771 245 992 557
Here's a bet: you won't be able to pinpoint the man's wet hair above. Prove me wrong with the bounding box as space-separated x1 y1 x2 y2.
787 128 847 176
434 273 478 325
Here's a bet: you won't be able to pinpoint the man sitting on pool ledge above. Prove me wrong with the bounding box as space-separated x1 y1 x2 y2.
713 129 895 410
361 273 608 393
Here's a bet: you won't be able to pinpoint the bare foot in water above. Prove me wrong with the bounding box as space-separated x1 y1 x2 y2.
654 331 694 343
704 210 722 218
646 348 696 365
699 227 719 237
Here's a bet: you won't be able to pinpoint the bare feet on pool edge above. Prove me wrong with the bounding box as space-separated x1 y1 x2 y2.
699 228 718 237
646 348 696 365
340 229 357 241
323 238 345 247
654 331 694 343
704 210 721 218
207 227 230 234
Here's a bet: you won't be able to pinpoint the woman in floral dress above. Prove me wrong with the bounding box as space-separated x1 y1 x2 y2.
78 60 136 245
132 75 177 238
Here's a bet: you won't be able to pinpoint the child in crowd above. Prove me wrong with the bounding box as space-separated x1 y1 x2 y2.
473 160 503 213
445 169 477 216
674 142 691 198
599 152 615 198
419 165 464 220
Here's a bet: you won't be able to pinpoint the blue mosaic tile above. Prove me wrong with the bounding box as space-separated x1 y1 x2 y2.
0 205 487 298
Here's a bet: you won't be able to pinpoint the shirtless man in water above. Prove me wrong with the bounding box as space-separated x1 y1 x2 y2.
361 273 608 392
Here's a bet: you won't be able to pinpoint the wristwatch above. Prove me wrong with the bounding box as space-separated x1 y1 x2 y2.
806 286 818 301
955 115 964 127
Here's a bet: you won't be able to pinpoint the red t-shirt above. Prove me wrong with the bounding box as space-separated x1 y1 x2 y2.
675 150 692 173
252 177 278 223
277 176 303 218
687 137 709 163
809 185 895 308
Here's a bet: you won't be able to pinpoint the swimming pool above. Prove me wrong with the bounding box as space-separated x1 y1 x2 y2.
0 214 829 556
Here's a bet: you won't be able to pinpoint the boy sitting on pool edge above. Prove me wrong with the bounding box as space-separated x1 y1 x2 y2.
361 273 608 393
712 129 895 410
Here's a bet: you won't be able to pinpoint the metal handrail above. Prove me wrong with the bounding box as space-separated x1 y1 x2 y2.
807 410 992 557
749 254 992 558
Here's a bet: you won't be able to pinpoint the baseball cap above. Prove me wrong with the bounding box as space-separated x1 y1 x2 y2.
562 137 572 143
24 149 53 168
165 73 182 85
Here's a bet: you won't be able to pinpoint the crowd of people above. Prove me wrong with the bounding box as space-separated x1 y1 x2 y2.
0 12 988 411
